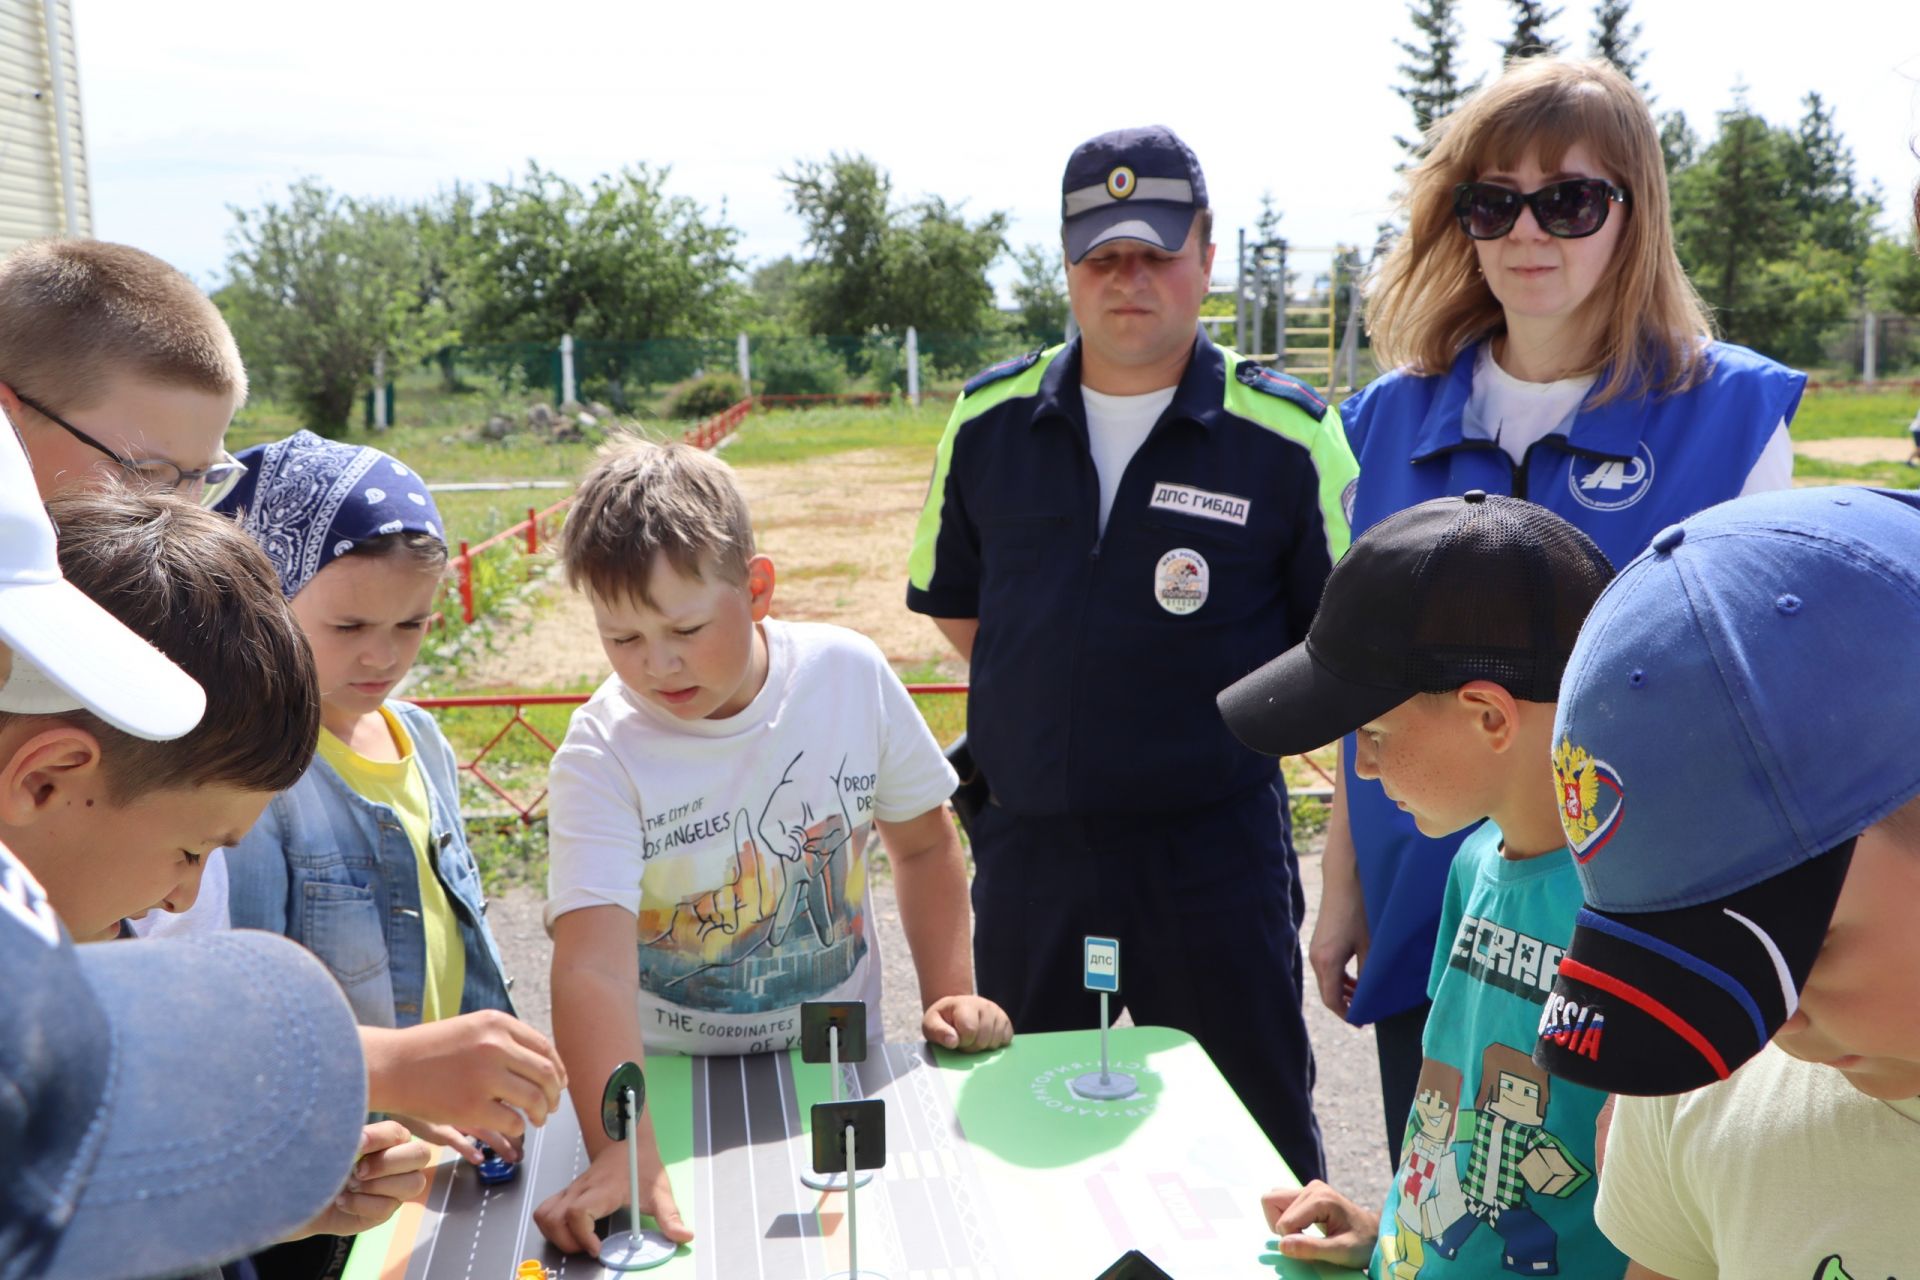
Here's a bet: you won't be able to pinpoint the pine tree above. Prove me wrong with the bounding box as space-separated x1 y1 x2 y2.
1670 89 1797 349
1659 111 1698 175
1787 92 1874 263
1394 0 1480 157
1590 0 1645 91
1502 0 1565 62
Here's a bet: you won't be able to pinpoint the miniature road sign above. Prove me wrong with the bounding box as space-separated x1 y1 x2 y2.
1084 937 1120 993
800 1000 868 1064
600 1061 647 1143
596 1062 674 1271
800 1002 873 1191
1074 936 1137 1102
812 1099 889 1280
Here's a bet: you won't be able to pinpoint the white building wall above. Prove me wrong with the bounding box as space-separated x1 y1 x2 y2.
0 0 91 251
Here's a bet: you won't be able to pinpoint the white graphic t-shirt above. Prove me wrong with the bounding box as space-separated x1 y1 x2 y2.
545 619 958 1056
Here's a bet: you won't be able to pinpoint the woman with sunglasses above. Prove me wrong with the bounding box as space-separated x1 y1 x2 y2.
1312 57 1804 1171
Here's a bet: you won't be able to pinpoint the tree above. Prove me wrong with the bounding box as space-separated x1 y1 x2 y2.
743 256 805 335
1393 0 1479 157
1502 0 1564 61
881 195 1009 335
782 153 1008 338
1787 92 1875 264
1867 234 1920 318
218 180 455 437
1011 244 1068 344
414 184 480 391
1589 0 1645 91
462 162 742 345
1659 110 1698 175
781 153 896 335
1670 91 1802 356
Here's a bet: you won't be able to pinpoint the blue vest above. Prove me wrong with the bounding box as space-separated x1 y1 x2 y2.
1339 340 1804 1025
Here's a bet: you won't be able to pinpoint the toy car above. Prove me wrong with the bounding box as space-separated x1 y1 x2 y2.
476 1142 518 1186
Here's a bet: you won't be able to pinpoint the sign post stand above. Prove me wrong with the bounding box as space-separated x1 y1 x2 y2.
1073 936 1136 1101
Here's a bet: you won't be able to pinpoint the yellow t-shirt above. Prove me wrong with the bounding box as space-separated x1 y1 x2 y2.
316 706 466 1023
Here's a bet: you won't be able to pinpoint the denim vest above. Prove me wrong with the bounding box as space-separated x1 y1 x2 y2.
226 701 514 1027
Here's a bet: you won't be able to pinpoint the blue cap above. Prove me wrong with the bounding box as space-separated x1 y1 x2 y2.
0 841 368 1279
1061 125 1207 263
1534 486 1920 1095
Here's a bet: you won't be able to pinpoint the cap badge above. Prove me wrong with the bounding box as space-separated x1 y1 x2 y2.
1106 166 1136 200
1154 548 1208 615
1555 738 1625 863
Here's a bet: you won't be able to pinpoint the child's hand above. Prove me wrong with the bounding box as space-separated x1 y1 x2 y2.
362 1010 567 1139
289 1121 431 1240
535 1137 693 1257
1262 1181 1379 1268
391 1117 520 1165
922 995 1013 1052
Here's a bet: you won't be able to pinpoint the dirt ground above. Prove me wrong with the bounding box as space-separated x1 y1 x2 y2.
1796 436 1913 464
454 446 963 690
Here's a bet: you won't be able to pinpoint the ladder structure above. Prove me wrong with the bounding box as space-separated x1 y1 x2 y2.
1204 230 1356 394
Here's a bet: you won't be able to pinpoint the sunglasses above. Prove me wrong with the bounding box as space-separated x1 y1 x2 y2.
1453 178 1630 240
13 392 246 508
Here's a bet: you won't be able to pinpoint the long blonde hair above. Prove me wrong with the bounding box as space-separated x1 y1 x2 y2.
1366 57 1711 404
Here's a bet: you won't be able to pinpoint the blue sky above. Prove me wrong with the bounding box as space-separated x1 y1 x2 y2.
73 0 1920 302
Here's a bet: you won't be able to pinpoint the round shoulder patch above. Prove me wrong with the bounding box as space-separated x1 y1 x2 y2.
1154 548 1209 615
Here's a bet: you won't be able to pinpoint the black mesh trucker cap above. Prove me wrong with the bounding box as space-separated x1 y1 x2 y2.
1218 492 1615 757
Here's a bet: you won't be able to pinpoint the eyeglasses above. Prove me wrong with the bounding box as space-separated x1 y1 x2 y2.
13 393 246 508
1453 178 1630 241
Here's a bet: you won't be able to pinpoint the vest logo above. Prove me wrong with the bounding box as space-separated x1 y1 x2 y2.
1539 991 1606 1061
1148 482 1250 526
1555 737 1625 863
1569 443 1656 511
1154 548 1209 615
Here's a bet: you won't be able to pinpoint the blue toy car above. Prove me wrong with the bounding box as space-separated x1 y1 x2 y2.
475 1142 517 1186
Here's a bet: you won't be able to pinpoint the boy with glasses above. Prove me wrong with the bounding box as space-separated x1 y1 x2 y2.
0 238 247 504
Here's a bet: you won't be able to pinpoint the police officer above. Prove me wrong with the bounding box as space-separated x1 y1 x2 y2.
905 126 1357 1183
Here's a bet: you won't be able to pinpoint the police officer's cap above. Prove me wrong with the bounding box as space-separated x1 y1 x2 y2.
1061 125 1207 264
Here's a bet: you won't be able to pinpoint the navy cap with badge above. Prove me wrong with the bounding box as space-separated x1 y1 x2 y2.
1061 125 1208 263
1534 487 1920 1096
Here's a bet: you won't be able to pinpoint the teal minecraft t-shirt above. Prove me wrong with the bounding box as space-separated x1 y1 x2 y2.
1370 819 1623 1280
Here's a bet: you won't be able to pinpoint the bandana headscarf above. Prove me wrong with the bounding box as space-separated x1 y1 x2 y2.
216 430 445 599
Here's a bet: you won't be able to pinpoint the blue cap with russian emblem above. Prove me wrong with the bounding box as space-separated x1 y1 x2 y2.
1061 125 1207 263
1534 486 1920 1097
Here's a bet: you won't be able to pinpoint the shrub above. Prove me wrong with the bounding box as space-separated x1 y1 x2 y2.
755 338 849 397
664 371 746 420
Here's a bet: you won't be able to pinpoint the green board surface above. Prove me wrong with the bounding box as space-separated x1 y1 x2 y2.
345 1028 1359 1279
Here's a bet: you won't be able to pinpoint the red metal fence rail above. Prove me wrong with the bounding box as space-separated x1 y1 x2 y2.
413 687 1334 825
445 398 755 624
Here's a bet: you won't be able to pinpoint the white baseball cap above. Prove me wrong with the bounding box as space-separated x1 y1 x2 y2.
0 411 206 740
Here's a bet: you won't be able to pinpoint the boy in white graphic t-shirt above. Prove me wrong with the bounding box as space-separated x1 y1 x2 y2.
533 438 1012 1260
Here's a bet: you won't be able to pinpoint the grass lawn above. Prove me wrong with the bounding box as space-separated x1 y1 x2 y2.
1788 386 1919 441
719 401 951 467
